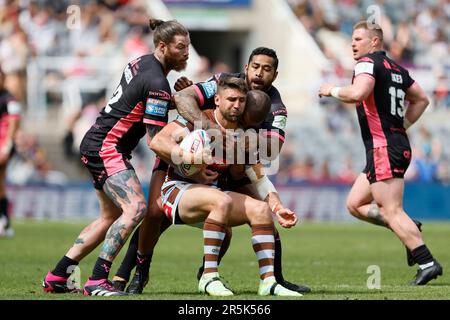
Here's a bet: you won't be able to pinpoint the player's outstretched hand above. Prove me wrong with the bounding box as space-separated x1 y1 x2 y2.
275 208 298 228
174 76 193 92
318 83 334 98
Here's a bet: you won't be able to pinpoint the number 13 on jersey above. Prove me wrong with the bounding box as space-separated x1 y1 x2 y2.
389 86 405 117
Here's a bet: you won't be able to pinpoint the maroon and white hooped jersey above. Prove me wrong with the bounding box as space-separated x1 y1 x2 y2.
193 72 288 144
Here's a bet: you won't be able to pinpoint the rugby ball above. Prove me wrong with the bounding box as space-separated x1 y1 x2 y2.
177 129 210 177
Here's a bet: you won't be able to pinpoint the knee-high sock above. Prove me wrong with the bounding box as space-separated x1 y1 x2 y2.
251 224 275 280
203 218 227 274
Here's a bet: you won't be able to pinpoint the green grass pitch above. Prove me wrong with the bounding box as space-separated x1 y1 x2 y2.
0 220 449 300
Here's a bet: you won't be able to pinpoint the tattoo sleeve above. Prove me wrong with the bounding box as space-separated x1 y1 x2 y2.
103 170 136 207
100 171 147 260
146 124 162 140
173 92 218 130
100 218 127 261
146 124 163 148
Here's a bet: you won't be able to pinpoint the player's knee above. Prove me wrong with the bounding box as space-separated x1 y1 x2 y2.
346 197 359 215
213 194 233 216
123 200 147 224
251 201 272 224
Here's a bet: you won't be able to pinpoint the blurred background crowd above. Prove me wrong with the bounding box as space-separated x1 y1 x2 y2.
0 0 449 187
280 0 449 184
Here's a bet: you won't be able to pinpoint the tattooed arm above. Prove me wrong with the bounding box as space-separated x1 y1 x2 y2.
147 122 194 167
173 86 220 131
145 124 163 147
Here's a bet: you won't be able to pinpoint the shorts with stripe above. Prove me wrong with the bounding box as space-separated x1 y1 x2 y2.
80 151 134 190
363 143 411 184
161 179 225 225
161 180 192 225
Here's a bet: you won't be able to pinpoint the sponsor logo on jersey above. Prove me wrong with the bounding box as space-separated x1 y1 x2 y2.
124 66 133 84
354 62 374 76
146 98 168 116
272 106 287 116
391 73 403 84
149 90 171 101
272 115 287 130
199 81 217 99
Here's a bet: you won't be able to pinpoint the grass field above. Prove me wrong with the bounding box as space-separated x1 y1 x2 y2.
0 220 449 300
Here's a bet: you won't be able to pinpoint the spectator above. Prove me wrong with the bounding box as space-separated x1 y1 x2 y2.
409 126 442 182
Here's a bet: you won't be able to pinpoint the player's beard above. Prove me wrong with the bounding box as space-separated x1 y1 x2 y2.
225 115 238 122
166 54 188 72
223 110 241 123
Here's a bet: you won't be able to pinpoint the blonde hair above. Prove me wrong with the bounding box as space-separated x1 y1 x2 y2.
353 20 383 42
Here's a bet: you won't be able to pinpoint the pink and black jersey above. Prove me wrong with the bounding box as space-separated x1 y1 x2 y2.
79 54 172 188
80 54 172 157
352 51 415 151
0 89 21 147
193 72 287 143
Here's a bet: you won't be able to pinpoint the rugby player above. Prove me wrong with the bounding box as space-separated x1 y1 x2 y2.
318 21 442 285
114 48 311 295
42 19 190 296
151 76 301 296
0 66 21 238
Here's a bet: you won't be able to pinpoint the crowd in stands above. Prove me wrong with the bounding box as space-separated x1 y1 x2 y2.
0 0 448 186
287 0 449 69
6 129 68 185
275 117 450 185
0 0 154 183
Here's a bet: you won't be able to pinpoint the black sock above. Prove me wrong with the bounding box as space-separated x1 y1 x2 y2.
115 227 139 281
136 252 152 276
52 256 79 278
0 197 10 228
197 256 205 280
411 244 434 266
91 257 112 280
273 231 285 283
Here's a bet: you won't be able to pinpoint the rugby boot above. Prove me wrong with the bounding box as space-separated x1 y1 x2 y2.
410 260 443 285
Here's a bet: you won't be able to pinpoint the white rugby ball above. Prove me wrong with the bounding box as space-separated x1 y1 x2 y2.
177 129 210 177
